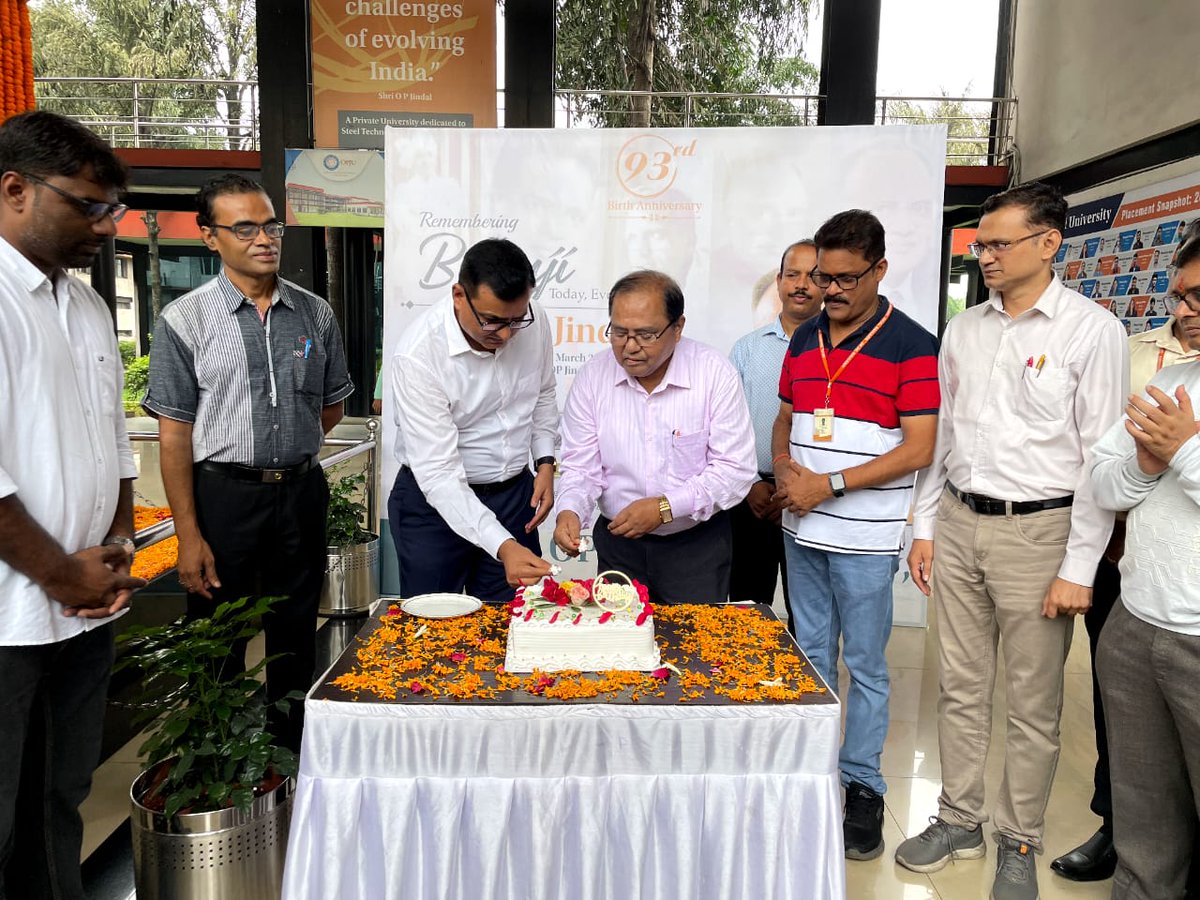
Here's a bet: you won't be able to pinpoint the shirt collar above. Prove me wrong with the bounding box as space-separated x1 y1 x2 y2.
765 316 789 340
0 236 52 293
216 269 288 312
612 337 692 392
1136 318 1193 353
986 273 1063 319
442 293 497 358
815 295 892 346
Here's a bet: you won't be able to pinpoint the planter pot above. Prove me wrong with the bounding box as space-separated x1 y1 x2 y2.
130 770 294 900
319 534 379 616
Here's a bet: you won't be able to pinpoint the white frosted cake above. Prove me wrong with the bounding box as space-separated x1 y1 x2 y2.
505 572 660 673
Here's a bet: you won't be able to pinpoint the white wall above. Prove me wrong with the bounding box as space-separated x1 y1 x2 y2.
1011 0 1200 181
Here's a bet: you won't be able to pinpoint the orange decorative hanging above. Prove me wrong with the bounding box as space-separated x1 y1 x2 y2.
1 0 36 121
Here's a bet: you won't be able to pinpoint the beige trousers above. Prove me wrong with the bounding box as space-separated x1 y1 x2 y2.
931 489 1075 848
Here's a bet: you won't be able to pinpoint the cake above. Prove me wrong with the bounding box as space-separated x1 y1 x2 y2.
504 571 660 673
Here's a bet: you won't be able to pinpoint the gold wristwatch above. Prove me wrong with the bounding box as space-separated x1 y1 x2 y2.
657 495 673 524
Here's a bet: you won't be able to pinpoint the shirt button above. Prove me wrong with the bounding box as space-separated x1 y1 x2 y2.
273 457 279 463
273 424 279 431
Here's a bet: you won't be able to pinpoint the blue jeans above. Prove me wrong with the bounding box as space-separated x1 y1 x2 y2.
784 540 896 795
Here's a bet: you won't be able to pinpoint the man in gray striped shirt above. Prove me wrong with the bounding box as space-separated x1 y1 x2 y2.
144 174 353 750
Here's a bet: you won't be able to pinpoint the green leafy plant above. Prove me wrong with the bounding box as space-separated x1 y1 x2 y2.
326 470 372 548
116 595 300 818
123 353 150 404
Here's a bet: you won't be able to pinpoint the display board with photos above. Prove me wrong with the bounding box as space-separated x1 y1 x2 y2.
1055 168 1200 336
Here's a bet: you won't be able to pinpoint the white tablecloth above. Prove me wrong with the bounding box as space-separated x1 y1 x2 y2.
283 697 845 899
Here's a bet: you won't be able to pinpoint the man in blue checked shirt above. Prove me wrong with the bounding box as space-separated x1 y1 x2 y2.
728 239 823 617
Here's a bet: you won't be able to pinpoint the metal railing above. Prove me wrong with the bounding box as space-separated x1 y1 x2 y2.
34 77 259 150
129 420 379 554
557 89 1016 166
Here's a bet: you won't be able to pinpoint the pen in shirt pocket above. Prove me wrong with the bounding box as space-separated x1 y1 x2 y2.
304 338 312 359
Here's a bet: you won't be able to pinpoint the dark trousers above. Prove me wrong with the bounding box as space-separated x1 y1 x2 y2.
0 625 114 900
592 511 732 604
1086 555 1120 829
729 493 791 627
388 466 540 603
188 464 329 753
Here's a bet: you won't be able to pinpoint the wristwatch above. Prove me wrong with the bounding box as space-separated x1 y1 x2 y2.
534 456 556 469
103 535 136 560
657 495 673 524
828 472 847 498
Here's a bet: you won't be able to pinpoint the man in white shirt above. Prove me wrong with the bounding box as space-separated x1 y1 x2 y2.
389 238 555 600
894 182 1128 900
1090 236 1200 898
0 111 145 899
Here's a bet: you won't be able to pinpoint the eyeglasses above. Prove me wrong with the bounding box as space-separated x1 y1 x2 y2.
968 230 1050 258
208 221 286 241
1165 289 1200 315
22 173 127 223
810 260 881 291
463 291 535 332
604 318 678 345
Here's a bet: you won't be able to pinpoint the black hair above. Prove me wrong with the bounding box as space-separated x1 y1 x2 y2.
607 269 684 322
779 239 816 275
813 210 885 263
458 238 536 303
0 110 127 189
1175 236 1200 270
980 181 1068 234
196 173 268 229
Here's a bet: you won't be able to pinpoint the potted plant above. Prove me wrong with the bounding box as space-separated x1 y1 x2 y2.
117 595 301 899
320 469 380 616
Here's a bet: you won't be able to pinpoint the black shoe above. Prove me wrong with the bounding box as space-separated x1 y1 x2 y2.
844 781 885 860
1050 829 1117 882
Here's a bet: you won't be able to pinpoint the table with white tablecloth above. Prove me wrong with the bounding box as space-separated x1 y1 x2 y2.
282 606 845 900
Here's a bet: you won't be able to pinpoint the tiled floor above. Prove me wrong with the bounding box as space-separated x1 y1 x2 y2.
80 609 1114 899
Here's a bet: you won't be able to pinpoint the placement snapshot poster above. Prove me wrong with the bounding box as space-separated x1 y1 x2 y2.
1056 167 1200 335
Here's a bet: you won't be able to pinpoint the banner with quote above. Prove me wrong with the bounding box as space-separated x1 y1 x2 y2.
310 0 496 149
379 125 946 618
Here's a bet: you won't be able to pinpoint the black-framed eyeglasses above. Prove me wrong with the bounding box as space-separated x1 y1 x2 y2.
22 172 127 223
810 260 881 291
1165 289 1200 315
967 230 1050 258
208 221 286 241
604 318 679 345
463 291 535 332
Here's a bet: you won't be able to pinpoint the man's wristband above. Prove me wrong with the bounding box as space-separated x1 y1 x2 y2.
534 456 556 469
772 452 791 467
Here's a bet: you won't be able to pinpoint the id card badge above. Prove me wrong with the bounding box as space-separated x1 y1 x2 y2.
813 408 834 441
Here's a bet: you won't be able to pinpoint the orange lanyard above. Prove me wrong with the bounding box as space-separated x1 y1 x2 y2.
817 303 894 407
1156 348 1166 372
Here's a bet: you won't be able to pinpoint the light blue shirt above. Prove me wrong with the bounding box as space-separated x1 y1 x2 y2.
729 317 791 475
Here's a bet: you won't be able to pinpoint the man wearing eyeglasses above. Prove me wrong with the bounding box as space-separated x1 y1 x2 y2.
552 270 756 603
387 238 556 602
771 210 939 863
144 173 354 752
0 111 146 900
896 182 1127 900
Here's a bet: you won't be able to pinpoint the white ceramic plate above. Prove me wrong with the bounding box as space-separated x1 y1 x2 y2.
400 593 483 619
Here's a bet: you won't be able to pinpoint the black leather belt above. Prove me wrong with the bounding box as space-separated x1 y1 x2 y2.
947 483 1073 516
469 469 528 497
197 456 318 484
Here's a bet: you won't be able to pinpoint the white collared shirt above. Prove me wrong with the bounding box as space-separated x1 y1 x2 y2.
0 237 137 645
912 275 1129 585
390 295 557 557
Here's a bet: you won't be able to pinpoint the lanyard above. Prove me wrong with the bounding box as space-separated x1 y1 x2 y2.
817 303 894 407
1156 348 1166 372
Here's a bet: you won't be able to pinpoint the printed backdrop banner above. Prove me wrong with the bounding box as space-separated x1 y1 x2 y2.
310 0 496 149
381 125 946 582
1055 165 1200 335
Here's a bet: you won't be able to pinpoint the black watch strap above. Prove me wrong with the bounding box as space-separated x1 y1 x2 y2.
535 456 556 468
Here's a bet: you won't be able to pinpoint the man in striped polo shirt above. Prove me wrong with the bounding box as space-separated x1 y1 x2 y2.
771 209 940 861
145 174 354 751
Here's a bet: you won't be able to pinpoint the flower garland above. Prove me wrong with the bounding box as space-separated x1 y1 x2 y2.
330 603 824 704
0 0 35 121
132 505 179 582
